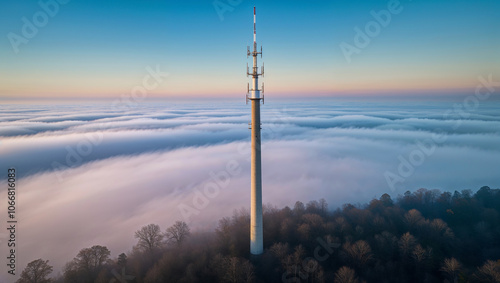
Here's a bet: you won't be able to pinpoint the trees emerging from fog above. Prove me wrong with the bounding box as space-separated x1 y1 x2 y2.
23 186 500 282
165 221 191 246
134 224 164 253
16 259 53 283
63 245 111 283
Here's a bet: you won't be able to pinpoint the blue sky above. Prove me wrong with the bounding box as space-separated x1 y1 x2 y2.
1 2 500 276
0 0 499 98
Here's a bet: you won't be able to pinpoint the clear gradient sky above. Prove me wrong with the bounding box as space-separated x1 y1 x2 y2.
1 0 499 99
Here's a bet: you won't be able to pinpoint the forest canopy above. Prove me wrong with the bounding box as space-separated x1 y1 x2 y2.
18 186 500 283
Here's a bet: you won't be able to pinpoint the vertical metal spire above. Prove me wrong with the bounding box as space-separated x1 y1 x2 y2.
253 7 256 48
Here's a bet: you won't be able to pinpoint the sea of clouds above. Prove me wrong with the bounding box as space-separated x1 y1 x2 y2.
1 98 499 278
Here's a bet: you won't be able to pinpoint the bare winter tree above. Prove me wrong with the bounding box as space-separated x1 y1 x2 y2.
473 260 500 283
429 218 455 239
440 257 462 283
404 209 424 229
398 232 417 258
412 244 432 279
64 245 111 283
78 245 110 279
302 258 325 283
342 240 373 267
334 266 362 283
62 260 79 283
212 254 255 283
225 257 254 283
16 259 53 283
135 224 164 253
165 221 190 246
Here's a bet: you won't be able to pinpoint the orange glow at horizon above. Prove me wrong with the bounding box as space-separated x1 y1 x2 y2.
0 67 480 99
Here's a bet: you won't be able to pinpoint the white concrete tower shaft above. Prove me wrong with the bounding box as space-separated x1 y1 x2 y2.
247 6 264 255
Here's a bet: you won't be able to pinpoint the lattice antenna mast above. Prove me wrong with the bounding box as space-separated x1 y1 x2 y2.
246 7 264 104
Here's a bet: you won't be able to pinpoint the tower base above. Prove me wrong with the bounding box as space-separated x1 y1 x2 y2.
250 98 263 255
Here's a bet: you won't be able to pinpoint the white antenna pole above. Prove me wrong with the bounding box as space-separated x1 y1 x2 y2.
253 7 256 50
247 6 264 256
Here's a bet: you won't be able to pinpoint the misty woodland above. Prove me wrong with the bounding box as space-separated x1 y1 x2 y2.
17 187 500 283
